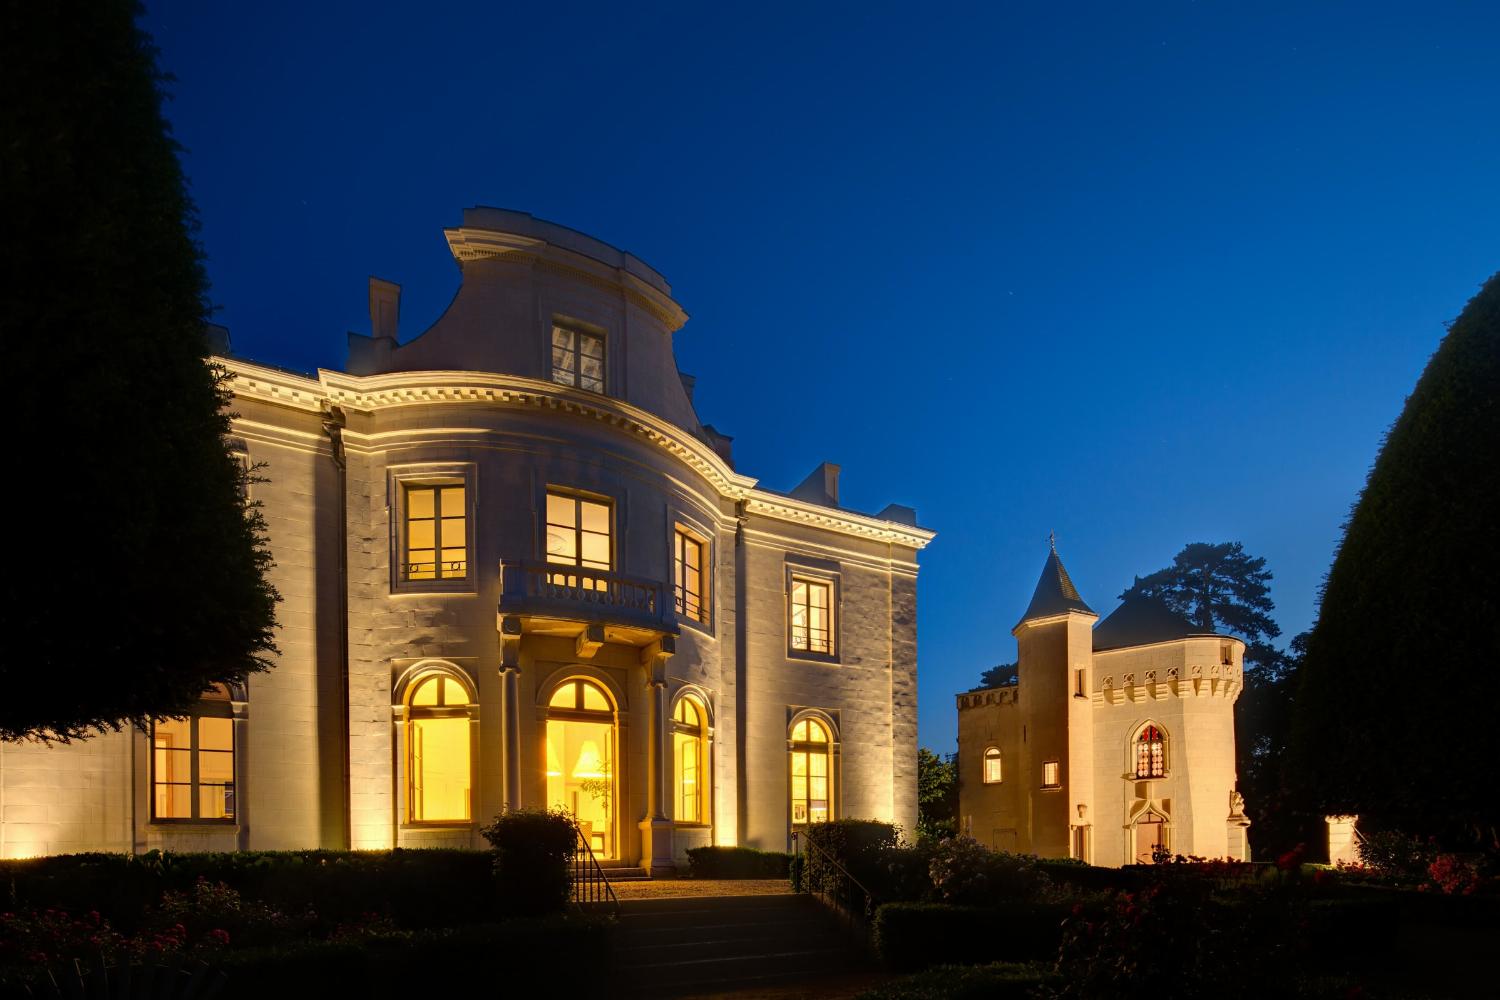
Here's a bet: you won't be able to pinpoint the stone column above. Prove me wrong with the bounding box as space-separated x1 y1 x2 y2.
638 637 676 876
500 666 522 812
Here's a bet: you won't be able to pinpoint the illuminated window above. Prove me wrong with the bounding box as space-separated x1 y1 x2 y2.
1135 725 1166 779
673 696 708 825
403 483 467 581
547 679 616 858
551 325 605 393
790 718 833 825
407 673 473 823
545 492 611 589
982 747 1002 784
152 685 235 822
1042 760 1061 788
789 577 833 655
674 528 708 624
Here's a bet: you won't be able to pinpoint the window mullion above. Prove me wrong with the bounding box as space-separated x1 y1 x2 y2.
189 713 200 820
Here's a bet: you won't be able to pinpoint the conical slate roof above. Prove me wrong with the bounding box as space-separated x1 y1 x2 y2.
1016 549 1094 626
1092 594 1217 651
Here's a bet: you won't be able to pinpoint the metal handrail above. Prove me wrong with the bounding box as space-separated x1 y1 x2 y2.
572 828 620 914
792 830 880 935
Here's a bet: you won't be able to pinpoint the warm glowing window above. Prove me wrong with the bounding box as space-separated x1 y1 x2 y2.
551 325 605 393
1042 760 1061 788
983 747 1002 784
1135 725 1166 779
789 578 833 655
407 673 472 823
790 718 833 825
674 528 707 623
547 679 616 858
403 483 467 580
545 492 611 589
152 685 235 822
673 696 708 825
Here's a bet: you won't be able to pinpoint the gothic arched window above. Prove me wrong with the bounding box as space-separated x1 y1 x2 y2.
1135 725 1166 779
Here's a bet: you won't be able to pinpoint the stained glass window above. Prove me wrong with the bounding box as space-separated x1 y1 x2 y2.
1135 725 1165 778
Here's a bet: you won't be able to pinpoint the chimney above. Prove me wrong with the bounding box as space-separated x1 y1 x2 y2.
790 462 842 507
369 277 401 341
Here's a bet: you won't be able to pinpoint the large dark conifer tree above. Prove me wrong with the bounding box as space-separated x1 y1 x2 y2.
1293 273 1499 842
0 2 279 740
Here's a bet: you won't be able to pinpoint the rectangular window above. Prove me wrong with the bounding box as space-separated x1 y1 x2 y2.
1074 668 1087 698
545 491 612 589
152 687 235 822
551 325 605 393
789 577 833 655
1220 642 1234 666
404 483 467 580
1042 760 1061 789
983 749 1003 784
674 528 707 623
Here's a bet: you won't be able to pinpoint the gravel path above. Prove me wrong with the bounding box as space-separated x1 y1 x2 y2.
611 878 793 899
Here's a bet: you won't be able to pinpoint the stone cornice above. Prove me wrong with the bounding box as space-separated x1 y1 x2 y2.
219 357 935 550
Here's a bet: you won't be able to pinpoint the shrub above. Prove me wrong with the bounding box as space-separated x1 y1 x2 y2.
872 901 1069 971
928 837 1051 905
684 846 791 879
1356 830 1434 880
480 808 578 915
1426 854 1482 896
856 961 1056 999
805 819 900 873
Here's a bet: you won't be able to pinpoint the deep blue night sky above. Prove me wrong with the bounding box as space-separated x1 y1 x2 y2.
143 2 1499 752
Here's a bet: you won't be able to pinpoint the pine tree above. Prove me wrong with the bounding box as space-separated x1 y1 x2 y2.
1293 273 1500 840
0 1 279 740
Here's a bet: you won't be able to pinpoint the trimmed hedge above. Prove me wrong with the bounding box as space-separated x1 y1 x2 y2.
872 901 1070 972
481 808 578 915
685 846 791 879
856 962 1056 999
213 917 609 997
0 850 501 931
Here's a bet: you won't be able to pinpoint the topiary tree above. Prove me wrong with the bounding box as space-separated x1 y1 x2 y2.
0 2 279 740
1293 272 1500 846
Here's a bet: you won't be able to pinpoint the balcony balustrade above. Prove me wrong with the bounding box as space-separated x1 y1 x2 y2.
498 560 677 638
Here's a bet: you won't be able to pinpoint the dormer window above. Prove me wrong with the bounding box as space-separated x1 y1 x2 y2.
552 325 605 393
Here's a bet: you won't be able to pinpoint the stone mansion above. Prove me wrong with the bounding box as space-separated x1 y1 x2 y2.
957 548 1250 867
0 208 933 871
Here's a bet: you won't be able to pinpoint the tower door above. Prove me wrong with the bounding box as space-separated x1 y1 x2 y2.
1133 814 1165 864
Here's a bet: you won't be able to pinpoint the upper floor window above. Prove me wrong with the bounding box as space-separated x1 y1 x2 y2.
674 527 707 624
403 482 467 581
551 325 605 393
983 746 1002 784
1135 725 1166 778
789 577 833 655
545 492 612 578
152 685 235 822
1041 760 1061 789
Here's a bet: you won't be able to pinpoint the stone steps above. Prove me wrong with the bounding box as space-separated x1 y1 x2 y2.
609 894 867 996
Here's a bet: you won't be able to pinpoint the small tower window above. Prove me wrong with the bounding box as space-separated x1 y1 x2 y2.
1041 760 1061 788
982 746 1002 784
1135 725 1166 779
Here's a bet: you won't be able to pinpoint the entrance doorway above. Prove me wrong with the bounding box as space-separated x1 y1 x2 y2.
546 679 616 859
1133 812 1165 864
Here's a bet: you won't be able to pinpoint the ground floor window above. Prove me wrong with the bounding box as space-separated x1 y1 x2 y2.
790 717 833 826
406 672 473 822
152 685 235 821
673 695 708 824
548 679 616 858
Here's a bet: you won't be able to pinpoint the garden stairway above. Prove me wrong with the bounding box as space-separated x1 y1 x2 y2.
608 892 869 996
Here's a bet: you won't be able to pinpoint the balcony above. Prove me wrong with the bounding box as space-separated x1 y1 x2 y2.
498 561 678 655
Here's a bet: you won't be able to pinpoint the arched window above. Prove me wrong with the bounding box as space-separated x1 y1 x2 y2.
547 679 616 858
982 746 1002 784
790 718 833 826
1135 725 1166 779
407 673 473 823
673 696 708 825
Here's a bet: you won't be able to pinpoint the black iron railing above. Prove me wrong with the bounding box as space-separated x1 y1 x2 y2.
791 830 878 948
572 829 619 913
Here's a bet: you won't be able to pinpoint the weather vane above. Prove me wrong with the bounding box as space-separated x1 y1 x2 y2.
1049 530 1056 552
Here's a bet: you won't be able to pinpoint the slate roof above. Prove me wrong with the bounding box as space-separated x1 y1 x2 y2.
1016 549 1095 626
1092 594 1220 651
